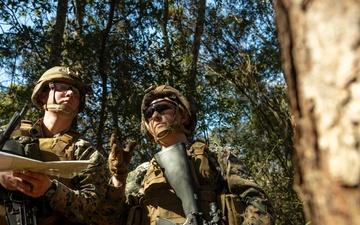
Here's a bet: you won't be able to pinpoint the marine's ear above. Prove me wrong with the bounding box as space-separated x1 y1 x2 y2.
38 91 49 104
179 110 190 125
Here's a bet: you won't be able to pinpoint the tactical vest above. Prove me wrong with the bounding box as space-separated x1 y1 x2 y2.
125 140 248 225
0 120 80 225
133 140 217 225
12 120 79 187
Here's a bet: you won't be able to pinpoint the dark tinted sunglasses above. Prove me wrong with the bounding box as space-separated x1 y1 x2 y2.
144 100 176 121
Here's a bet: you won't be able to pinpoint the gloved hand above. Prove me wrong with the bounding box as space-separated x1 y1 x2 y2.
108 133 137 183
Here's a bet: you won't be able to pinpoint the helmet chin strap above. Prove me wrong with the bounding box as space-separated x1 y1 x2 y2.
44 87 78 118
148 104 191 143
43 104 78 118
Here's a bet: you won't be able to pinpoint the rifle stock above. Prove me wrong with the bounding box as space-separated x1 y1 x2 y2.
154 143 222 225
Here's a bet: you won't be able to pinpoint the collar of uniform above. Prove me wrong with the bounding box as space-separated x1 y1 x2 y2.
29 118 72 138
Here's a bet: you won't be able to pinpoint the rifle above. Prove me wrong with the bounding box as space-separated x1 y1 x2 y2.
0 104 30 150
154 143 223 225
0 104 38 225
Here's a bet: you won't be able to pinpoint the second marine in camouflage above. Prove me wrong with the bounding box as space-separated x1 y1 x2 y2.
92 85 275 225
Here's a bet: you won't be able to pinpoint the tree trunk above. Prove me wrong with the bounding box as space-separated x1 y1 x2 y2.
187 0 206 110
96 0 116 153
158 0 173 85
274 0 360 224
49 0 68 67
74 0 86 44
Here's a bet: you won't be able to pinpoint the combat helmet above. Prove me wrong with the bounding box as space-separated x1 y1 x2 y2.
31 66 91 117
141 85 197 143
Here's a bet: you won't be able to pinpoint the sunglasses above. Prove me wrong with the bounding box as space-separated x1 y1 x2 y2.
53 83 81 98
144 100 176 121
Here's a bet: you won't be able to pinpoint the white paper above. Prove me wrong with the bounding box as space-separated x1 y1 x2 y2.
0 151 90 178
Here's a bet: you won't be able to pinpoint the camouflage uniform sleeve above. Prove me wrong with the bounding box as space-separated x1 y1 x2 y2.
209 146 275 225
89 161 150 225
125 161 149 196
46 138 109 224
90 177 127 225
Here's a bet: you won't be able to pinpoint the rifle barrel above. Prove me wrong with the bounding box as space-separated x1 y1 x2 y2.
0 104 30 149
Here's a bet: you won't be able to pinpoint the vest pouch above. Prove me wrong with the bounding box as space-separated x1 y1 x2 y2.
24 142 42 160
14 136 42 160
142 194 185 225
1 139 25 156
221 193 246 225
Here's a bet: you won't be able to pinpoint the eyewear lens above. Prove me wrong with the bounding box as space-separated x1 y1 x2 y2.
145 101 176 121
54 83 80 98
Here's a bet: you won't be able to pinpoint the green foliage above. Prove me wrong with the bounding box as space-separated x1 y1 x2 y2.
0 0 306 224
0 84 40 124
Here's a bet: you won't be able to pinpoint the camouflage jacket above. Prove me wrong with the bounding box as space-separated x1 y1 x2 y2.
94 140 275 225
0 119 109 225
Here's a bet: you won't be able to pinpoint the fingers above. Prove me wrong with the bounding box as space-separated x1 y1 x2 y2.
110 142 119 155
110 133 122 157
12 179 34 195
0 172 19 191
13 172 37 194
110 133 116 147
12 171 52 198
108 136 123 168
29 183 34 193
13 171 37 184
124 141 137 153
122 141 136 164
110 133 120 147
109 134 136 172
18 183 39 198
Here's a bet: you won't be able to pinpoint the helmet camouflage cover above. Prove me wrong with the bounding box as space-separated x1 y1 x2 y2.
31 66 90 112
140 85 197 142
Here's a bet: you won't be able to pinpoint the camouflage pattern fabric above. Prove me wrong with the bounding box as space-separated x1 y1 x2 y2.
90 162 150 225
91 178 127 225
46 140 108 224
124 142 275 225
0 119 109 225
125 162 149 196
208 145 275 225
90 141 275 225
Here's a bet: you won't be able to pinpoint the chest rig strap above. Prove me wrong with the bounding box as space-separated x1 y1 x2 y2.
16 120 79 162
39 131 79 161
39 131 79 188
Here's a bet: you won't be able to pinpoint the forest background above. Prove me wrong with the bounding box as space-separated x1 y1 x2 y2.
0 0 304 224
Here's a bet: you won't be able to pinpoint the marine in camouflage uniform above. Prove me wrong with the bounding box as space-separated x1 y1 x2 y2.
0 66 108 225
95 85 275 225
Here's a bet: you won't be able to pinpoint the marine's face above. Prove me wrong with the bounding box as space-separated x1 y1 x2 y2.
144 99 176 122
53 82 81 98
145 99 177 137
41 82 81 111
54 82 81 111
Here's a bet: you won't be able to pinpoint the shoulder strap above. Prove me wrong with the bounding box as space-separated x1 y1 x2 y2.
188 139 211 180
9 120 33 137
54 130 79 160
189 138 206 155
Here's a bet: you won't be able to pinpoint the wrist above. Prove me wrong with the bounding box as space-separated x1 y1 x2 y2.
110 164 129 176
44 180 57 198
112 176 123 187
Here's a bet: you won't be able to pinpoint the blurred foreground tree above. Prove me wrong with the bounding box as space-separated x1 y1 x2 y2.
275 0 360 224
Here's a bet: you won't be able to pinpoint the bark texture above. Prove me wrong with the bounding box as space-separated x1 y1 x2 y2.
274 0 360 224
49 0 68 67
